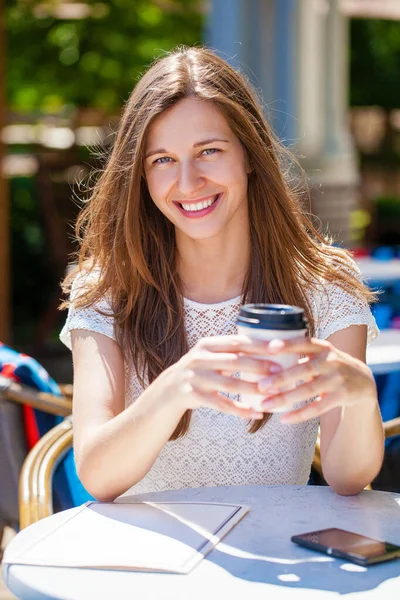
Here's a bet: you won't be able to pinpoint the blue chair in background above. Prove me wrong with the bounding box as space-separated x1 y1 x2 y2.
372 304 393 330
372 246 396 261
0 343 93 540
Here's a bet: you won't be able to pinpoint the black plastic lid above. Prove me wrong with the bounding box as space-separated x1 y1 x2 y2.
236 304 308 331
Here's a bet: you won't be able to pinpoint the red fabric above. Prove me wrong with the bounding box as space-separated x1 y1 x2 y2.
23 405 40 449
1 362 40 449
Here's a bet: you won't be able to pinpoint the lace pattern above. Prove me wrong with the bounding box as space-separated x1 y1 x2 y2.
60 259 378 497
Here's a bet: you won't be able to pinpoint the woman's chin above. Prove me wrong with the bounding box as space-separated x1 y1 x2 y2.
175 222 223 242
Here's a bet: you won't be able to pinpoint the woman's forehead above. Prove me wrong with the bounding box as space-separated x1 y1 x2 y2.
145 98 234 149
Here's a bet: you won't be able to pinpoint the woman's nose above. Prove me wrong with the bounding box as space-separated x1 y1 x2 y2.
177 160 205 195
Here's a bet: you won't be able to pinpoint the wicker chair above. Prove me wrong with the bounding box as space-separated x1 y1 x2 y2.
6 374 400 532
19 417 73 529
16 410 400 530
312 418 400 490
0 375 72 558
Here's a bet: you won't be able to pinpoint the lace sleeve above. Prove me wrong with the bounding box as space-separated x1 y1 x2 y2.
312 257 378 345
59 271 116 351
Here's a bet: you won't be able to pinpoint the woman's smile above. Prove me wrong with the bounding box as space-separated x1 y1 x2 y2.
174 193 222 218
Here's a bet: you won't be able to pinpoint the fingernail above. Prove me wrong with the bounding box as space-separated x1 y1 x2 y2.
269 363 282 374
258 377 277 393
268 339 285 353
261 398 277 408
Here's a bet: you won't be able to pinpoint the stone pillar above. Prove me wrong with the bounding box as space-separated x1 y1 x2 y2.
205 0 297 141
297 0 359 246
271 0 298 143
205 0 275 93
205 0 246 70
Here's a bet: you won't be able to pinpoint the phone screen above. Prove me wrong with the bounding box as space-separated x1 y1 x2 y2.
292 528 400 564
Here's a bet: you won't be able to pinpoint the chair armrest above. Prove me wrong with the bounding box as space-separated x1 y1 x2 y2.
312 434 323 477
58 384 73 400
384 417 400 439
19 418 73 529
0 375 72 416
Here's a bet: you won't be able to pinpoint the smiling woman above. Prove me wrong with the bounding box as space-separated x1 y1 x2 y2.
59 47 383 502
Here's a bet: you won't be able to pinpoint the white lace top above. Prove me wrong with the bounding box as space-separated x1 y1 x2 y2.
60 261 378 497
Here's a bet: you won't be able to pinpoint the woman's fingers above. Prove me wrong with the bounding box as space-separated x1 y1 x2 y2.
257 356 330 395
198 335 276 356
190 352 282 376
281 390 346 424
216 397 263 419
260 372 342 413
191 369 262 396
197 334 332 363
192 389 263 419
185 334 343 422
265 336 332 356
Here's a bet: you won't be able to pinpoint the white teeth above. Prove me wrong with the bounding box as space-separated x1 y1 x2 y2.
181 195 218 212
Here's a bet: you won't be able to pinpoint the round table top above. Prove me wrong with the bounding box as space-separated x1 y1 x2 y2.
367 329 400 375
356 257 400 284
3 485 400 600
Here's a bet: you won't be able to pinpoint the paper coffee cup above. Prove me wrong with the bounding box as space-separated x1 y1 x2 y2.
236 304 308 411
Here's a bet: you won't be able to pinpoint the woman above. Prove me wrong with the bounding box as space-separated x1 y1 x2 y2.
60 47 384 502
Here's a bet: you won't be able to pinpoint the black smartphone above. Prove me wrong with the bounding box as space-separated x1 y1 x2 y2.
291 527 400 566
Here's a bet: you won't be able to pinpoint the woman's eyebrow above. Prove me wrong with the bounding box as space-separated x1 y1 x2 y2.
193 137 230 148
145 138 230 159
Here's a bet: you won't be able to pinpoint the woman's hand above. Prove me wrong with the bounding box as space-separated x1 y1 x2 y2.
165 335 283 419
257 337 377 424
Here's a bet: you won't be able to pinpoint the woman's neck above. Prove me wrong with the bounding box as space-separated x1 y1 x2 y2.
176 232 250 304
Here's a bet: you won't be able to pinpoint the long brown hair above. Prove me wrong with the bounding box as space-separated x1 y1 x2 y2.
62 46 375 438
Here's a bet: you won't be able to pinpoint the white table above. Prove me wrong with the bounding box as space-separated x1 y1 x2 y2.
3 485 400 599
367 329 400 375
356 258 400 285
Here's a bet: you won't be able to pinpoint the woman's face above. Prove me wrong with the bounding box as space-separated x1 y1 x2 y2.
144 97 250 241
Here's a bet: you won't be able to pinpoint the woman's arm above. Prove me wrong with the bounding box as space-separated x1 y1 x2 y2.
317 325 384 495
71 330 187 502
72 330 279 501
256 325 384 495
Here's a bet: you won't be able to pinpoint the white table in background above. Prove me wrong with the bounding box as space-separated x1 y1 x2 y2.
3 485 400 600
367 329 400 375
356 258 400 285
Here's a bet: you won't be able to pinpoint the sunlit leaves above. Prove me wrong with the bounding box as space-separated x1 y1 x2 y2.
7 0 204 112
350 19 400 108
137 4 163 27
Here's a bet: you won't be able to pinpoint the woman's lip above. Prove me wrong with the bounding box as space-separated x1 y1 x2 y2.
174 193 222 219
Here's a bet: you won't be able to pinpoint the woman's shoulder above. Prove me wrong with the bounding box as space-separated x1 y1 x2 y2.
303 248 378 343
69 265 102 298
60 265 116 350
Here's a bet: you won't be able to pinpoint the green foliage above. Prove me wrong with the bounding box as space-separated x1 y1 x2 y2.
374 195 400 219
10 176 56 343
350 19 400 108
7 0 204 113
349 209 372 242
6 1 203 348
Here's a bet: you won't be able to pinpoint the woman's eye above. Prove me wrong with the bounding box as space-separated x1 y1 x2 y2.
202 148 220 156
153 156 172 165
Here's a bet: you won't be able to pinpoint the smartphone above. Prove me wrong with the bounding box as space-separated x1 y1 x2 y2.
291 527 400 566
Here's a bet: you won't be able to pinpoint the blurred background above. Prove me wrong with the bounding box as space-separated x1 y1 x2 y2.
0 0 400 381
